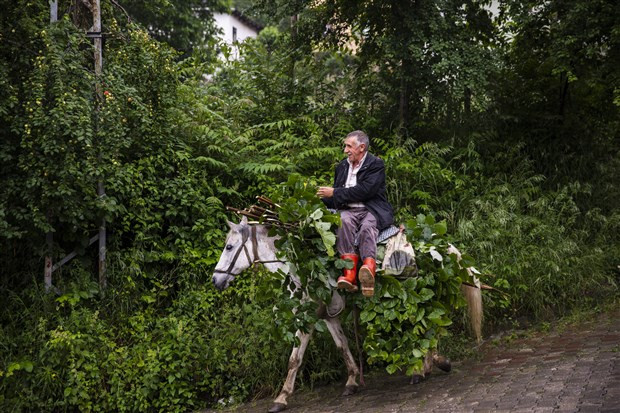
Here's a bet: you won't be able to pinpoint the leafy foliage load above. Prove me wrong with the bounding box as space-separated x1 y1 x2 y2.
361 214 475 375
263 175 475 376
258 173 343 339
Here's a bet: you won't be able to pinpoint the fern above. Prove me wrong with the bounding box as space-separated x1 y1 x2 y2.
237 162 286 175
193 156 227 169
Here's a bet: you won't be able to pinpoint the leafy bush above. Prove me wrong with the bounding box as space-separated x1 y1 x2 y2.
456 174 618 322
0 272 293 412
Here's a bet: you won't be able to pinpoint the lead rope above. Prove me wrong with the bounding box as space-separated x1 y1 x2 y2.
352 304 365 386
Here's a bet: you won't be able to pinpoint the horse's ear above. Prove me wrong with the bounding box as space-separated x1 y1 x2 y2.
227 220 236 229
240 215 248 225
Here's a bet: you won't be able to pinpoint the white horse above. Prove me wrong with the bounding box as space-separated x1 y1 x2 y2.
212 216 482 413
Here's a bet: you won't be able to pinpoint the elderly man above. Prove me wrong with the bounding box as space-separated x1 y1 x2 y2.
317 130 393 297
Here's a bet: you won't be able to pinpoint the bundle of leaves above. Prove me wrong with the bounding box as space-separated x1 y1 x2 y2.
259 174 345 340
263 175 478 376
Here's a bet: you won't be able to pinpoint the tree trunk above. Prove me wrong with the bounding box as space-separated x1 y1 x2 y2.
45 229 53 291
399 59 411 133
464 86 471 119
559 74 569 118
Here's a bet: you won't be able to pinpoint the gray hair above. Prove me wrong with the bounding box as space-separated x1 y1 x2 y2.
346 130 370 151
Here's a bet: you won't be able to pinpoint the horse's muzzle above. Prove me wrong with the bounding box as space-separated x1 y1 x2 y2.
212 273 232 291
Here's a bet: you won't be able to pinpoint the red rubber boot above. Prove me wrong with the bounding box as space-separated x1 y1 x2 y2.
359 257 376 297
337 254 359 292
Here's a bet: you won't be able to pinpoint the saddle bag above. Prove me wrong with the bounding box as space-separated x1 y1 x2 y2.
381 230 418 278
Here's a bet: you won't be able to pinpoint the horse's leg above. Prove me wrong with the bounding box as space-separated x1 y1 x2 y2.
269 329 313 413
411 348 452 384
410 350 434 384
324 316 360 396
432 350 452 372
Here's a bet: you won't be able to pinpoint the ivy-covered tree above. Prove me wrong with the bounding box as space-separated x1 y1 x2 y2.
0 1 235 289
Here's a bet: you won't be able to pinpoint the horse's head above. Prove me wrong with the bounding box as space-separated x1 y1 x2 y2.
212 216 254 291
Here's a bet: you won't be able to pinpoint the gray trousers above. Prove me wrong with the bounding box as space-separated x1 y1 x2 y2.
337 207 378 260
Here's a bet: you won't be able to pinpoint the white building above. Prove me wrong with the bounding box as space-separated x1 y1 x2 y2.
488 0 500 19
213 10 262 59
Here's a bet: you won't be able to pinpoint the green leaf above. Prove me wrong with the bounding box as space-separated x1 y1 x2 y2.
434 317 453 327
411 348 423 358
309 208 324 220
428 308 445 320
313 221 336 256
360 311 376 323
141 294 156 304
315 319 327 333
335 258 354 269
433 221 447 236
22 361 33 373
386 364 399 374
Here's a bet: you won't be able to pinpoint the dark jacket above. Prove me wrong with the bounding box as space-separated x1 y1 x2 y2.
323 153 394 230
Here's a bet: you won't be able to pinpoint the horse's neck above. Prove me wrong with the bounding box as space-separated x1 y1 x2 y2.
255 225 302 291
255 225 286 272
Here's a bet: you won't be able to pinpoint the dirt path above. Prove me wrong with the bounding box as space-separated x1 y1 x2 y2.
206 307 620 412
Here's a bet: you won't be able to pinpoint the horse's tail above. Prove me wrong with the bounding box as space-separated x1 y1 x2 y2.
447 244 484 343
462 283 483 343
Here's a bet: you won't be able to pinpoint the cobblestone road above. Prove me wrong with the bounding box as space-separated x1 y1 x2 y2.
210 307 620 412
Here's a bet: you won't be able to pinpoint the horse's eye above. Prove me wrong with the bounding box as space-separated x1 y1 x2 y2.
225 244 233 251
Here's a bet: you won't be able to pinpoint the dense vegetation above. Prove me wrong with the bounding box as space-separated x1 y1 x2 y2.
1 0 618 411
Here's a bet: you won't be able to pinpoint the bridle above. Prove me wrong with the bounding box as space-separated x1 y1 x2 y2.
213 224 283 277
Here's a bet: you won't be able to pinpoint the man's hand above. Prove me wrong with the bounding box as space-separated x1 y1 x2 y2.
316 186 334 198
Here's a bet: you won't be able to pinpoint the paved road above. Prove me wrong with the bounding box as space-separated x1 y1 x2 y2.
210 307 620 412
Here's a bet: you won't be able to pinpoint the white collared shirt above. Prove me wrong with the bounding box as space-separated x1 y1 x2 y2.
345 152 367 208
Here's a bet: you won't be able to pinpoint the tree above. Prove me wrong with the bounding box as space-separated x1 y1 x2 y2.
492 0 620 203
0 1 234 289
254 0 498 140
118 0 231 53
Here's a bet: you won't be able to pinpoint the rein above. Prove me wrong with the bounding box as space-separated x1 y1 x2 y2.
213 225 283 276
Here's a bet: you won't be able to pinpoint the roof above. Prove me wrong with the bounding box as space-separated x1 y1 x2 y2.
231 9 263 32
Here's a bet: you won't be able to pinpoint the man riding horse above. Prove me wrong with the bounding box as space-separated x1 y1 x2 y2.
213 139 481 410
317 130 394 297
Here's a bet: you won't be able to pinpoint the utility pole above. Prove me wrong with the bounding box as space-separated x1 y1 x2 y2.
50 0 58 23
92 0 107 289
44 0 58 292
44 229 53 291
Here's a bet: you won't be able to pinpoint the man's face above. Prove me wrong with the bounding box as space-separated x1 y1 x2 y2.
343 136 365 165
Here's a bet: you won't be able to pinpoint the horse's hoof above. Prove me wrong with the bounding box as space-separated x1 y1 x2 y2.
410 374 424 385
268 402 287 413
342 385 358 396
435 356 452 372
